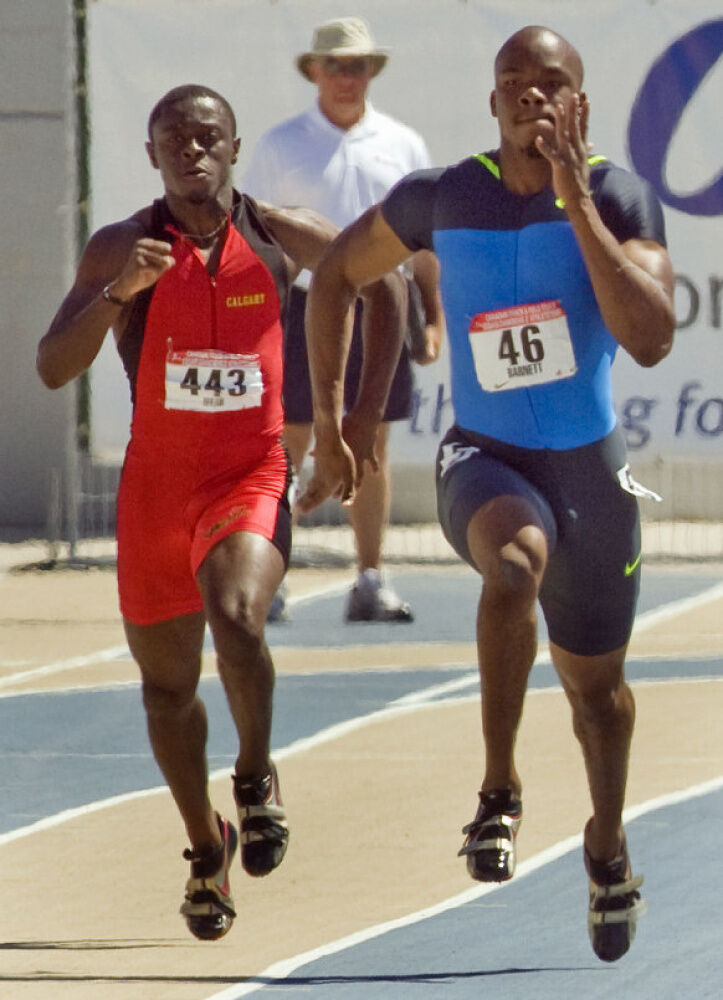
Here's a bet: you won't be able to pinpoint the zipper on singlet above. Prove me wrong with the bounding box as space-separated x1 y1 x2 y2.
209 275 218 348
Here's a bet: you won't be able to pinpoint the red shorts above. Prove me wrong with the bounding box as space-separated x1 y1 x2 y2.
116 441 291 625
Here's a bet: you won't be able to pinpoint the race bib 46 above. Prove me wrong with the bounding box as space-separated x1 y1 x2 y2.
469 300 577 392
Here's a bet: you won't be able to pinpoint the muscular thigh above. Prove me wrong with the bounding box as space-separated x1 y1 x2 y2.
187 443 292 576
124 611 206 691
436 426 642 656
435 425 557 568
536 432 642 656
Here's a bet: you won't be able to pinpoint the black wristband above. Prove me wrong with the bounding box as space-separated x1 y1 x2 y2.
101 284 128 307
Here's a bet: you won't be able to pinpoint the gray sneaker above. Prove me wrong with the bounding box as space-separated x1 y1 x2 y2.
266 581 288 623
345 573 414 622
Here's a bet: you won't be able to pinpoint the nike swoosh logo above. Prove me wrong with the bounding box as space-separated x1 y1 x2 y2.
624 551 642 576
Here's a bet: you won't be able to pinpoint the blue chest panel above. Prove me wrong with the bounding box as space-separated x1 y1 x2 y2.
382 154 666 451
434 222 618 449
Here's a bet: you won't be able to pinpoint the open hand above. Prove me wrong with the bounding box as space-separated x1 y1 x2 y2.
535 93 592 209
342 410 380 479
296 434 357 514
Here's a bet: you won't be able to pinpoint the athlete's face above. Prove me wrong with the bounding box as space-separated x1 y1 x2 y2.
146 97 241 204
491 28 584 159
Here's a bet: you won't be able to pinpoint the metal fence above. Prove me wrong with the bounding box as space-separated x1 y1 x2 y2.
44 452 723 567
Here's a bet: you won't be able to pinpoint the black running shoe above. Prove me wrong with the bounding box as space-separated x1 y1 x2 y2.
233 763 289 877
585 834 646 962
458 789 522 882
180 814 238 941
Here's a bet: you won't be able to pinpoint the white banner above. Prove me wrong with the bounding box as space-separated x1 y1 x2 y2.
87 0 722 469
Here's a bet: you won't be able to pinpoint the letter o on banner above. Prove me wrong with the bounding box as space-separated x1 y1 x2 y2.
627 18 723 216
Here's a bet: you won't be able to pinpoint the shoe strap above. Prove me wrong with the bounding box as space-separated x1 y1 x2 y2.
234 769 273 805
183 840 225 878
584 840 631 885
590 874 644 900
462 811 519 837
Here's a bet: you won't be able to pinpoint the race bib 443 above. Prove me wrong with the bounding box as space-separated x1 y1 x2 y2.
469 300 577 392
164 345 263 412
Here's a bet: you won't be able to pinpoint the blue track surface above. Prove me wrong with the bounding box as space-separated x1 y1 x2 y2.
2 566 721 999
1 568 721 835
238 789 721 999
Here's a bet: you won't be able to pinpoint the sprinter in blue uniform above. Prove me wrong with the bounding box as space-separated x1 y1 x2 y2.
299 26 675 962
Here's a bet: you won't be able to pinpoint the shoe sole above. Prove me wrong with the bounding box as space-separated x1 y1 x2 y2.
181 820 238 941
236 767 290 877
460 813 521 882
242 828 289 877
588 877 646 961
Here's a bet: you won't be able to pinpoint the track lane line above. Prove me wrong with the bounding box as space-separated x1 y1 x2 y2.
0 580 353 691
201 775 723 1000
2 579 721 693
1 674 720 846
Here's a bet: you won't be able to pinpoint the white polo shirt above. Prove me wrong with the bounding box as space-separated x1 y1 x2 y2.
243 101 431 287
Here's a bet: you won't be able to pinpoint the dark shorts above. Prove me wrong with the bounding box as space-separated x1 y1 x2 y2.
436 425 642 656
282 285 413 424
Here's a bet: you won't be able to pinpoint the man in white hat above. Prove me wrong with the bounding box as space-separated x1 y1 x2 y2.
244 16 444 623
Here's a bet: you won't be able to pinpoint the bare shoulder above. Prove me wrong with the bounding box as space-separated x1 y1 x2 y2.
88 209 149 256
256 201 338 244
254 201 338 274
77 209 150 286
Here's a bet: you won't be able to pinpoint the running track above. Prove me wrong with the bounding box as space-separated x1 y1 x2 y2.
0 563 721 999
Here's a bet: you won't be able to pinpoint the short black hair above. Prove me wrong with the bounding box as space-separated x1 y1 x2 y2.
147 84 237 139
495 26 584 90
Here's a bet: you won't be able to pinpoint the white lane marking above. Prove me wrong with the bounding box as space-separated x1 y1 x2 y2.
634 580 723 631
0 644 132 690
0 579 352 691
1 673 719 850
202 775 723 1000
0 689 455 848
3 576 721 694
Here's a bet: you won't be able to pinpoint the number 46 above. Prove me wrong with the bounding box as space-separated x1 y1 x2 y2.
498 325 544 366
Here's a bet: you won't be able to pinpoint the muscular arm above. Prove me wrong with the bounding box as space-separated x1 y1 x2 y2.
565 219 674 367
537 96 675 367
258 202 339 281
262 201 409 500
410 249 445 365
297 206 413 510
37 218 175 389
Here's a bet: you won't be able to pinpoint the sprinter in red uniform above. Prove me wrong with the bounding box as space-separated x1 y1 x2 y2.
37 85 405 941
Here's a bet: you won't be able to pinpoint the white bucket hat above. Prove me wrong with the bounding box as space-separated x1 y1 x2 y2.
296 17 390 80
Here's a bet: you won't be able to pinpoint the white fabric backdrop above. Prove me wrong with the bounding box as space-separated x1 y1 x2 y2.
87 0 722 474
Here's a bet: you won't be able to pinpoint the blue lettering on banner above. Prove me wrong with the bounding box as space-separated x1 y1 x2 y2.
627 18 723 216
410 385 723 449
675 381 723 438
409 384 452 436
621 397 658 449
409 388 427 435
620 382 723 450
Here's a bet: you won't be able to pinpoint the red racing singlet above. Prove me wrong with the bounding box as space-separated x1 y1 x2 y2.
118 193 289 476
115 194 292 625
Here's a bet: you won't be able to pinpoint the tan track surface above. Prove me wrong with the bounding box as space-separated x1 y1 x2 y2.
1 558 721 1000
